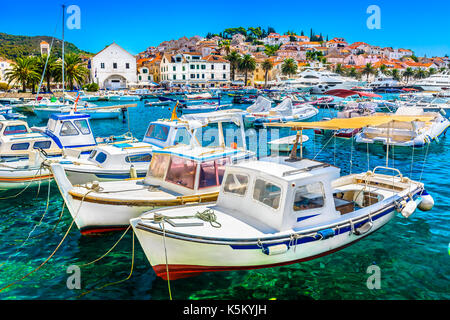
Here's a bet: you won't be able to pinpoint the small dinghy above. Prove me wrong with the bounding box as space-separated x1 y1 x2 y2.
355 107 450 149
131 155 433 280
246 98 319 128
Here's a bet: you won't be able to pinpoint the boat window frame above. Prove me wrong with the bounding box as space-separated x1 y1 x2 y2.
11 142 30 151
33 140 52 150
292 181 326 213
95 151 108 164
145 123 171 142
148 153 171 180
59 120 80 137
73 119 91 135
164 155 197 190
198 157 230 190
222 171 250 197
252 177 283 211
3 124 28 135
125 153 152 163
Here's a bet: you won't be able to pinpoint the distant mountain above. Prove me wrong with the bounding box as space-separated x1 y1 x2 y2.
0 32 92 61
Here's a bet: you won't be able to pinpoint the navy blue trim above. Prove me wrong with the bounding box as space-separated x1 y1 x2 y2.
297 214 319 222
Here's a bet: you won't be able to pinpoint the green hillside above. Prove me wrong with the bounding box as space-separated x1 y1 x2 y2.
0 32 92 60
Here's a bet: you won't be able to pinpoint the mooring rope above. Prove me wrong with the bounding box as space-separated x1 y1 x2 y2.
77 231 135 298
145 208 222 228
0 163 48 200
0 190 91 293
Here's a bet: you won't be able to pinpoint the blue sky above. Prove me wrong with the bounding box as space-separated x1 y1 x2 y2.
1 0 449 57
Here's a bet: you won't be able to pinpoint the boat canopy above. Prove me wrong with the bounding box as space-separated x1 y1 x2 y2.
246 96 272 113
270 98 294 116
181 109 246 127
324 89 382 98
265 114 436 130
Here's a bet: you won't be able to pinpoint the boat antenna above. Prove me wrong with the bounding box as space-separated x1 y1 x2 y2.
62 4 65 104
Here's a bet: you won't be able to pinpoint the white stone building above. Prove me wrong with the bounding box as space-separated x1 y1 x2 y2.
0 58 12 83
160 53 230 87
90 43 137 89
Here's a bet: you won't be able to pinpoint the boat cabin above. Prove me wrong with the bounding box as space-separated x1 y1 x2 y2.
43 113 96 149
142 120 196 149
0 119 59 159
215 158 343 232
143 145 255 196
85 142 154 169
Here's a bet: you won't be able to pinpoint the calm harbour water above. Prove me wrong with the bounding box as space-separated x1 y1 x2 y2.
0 95 449 300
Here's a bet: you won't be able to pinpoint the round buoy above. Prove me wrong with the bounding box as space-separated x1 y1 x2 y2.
418 191 434 211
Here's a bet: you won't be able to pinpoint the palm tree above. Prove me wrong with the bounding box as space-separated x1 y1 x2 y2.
238 54 256 86
361 63 375 81
218 40 231 56
225 50 241 82
391 69 401 81
281 58 298 78
5 56 40 92
428 67 437 77
36 54 58 92
348 67 358 78
414 68 427 80
334 63 344 75
261 59 273 87
55 53 89 90
403 67 415 83
379 64 391 76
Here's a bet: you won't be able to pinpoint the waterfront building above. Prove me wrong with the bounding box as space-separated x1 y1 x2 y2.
90 42 137 90
159 52 230 87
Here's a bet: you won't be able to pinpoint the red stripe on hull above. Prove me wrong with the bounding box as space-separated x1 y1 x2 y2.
152 231 376 280
80 226 128 236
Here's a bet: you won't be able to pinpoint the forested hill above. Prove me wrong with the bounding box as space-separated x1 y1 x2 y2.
0 32 92 60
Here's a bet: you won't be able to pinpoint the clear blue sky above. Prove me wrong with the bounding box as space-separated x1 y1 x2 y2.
1 0 449 57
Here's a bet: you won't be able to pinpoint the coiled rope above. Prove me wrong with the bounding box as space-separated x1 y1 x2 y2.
148 208 221 228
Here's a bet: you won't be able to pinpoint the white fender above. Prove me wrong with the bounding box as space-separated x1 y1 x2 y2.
401 200 417 218
418 194 434 211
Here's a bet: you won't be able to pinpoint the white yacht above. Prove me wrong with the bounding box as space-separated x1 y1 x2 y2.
295 69 361 94
412 73 450 92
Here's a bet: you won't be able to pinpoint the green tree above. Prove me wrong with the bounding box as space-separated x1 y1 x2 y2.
334 63 344 75
402 67 415 83
55 53 89 90
238 54 256 86
36 54 58 92
264 44 280 57
218 39 231 55
428 67 437 77
414 68 427 79
261 59 273 87
391 69 401 81
5 56 40 92
348 67 358 78
281 58 298 78
225 50 241 81
361 63 375 81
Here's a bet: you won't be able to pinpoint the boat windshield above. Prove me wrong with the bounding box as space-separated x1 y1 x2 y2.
145 124 170 142
165 156 197 189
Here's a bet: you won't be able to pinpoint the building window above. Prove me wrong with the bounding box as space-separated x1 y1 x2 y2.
196 65 199 69
100 63 105 69
190 65 195 70
126 63 130 69
223 74 226 79
182 75 185 80
147 76 151 80
211 65 214 70
223 64 226 70
201 65 206 70
173 66 176 71
196 74 199 79
139 76 142 80
173 75 176 80
182 66 185 71
190 74 195 79
211 74 214 79
143 69 148 73
113 63 117 69
202 74 205 79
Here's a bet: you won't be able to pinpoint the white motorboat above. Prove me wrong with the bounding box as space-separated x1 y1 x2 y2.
412 73 450 92
0 112 135 160
50 110 256 234
268 134 309 153
355 107 450 149
131 155 433 280
107 91 141 101
248 98 319 128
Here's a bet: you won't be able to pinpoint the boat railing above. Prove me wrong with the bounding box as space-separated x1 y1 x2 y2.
372 166 403 178
282 163 331 177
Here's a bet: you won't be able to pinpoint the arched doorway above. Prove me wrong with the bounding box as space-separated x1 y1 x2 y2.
104 75 127 90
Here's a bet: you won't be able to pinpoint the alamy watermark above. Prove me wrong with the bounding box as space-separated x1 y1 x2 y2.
66 265 81 290
366 5 381 30
366 264 381 290
66 5 81 30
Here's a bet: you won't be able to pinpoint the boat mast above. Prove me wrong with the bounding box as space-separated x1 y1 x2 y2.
62 4 65 104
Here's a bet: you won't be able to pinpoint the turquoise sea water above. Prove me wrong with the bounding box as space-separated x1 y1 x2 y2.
0 95 449 300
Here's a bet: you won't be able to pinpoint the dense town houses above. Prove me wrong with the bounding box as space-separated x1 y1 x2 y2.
159 52 230 87
0 57 12 83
